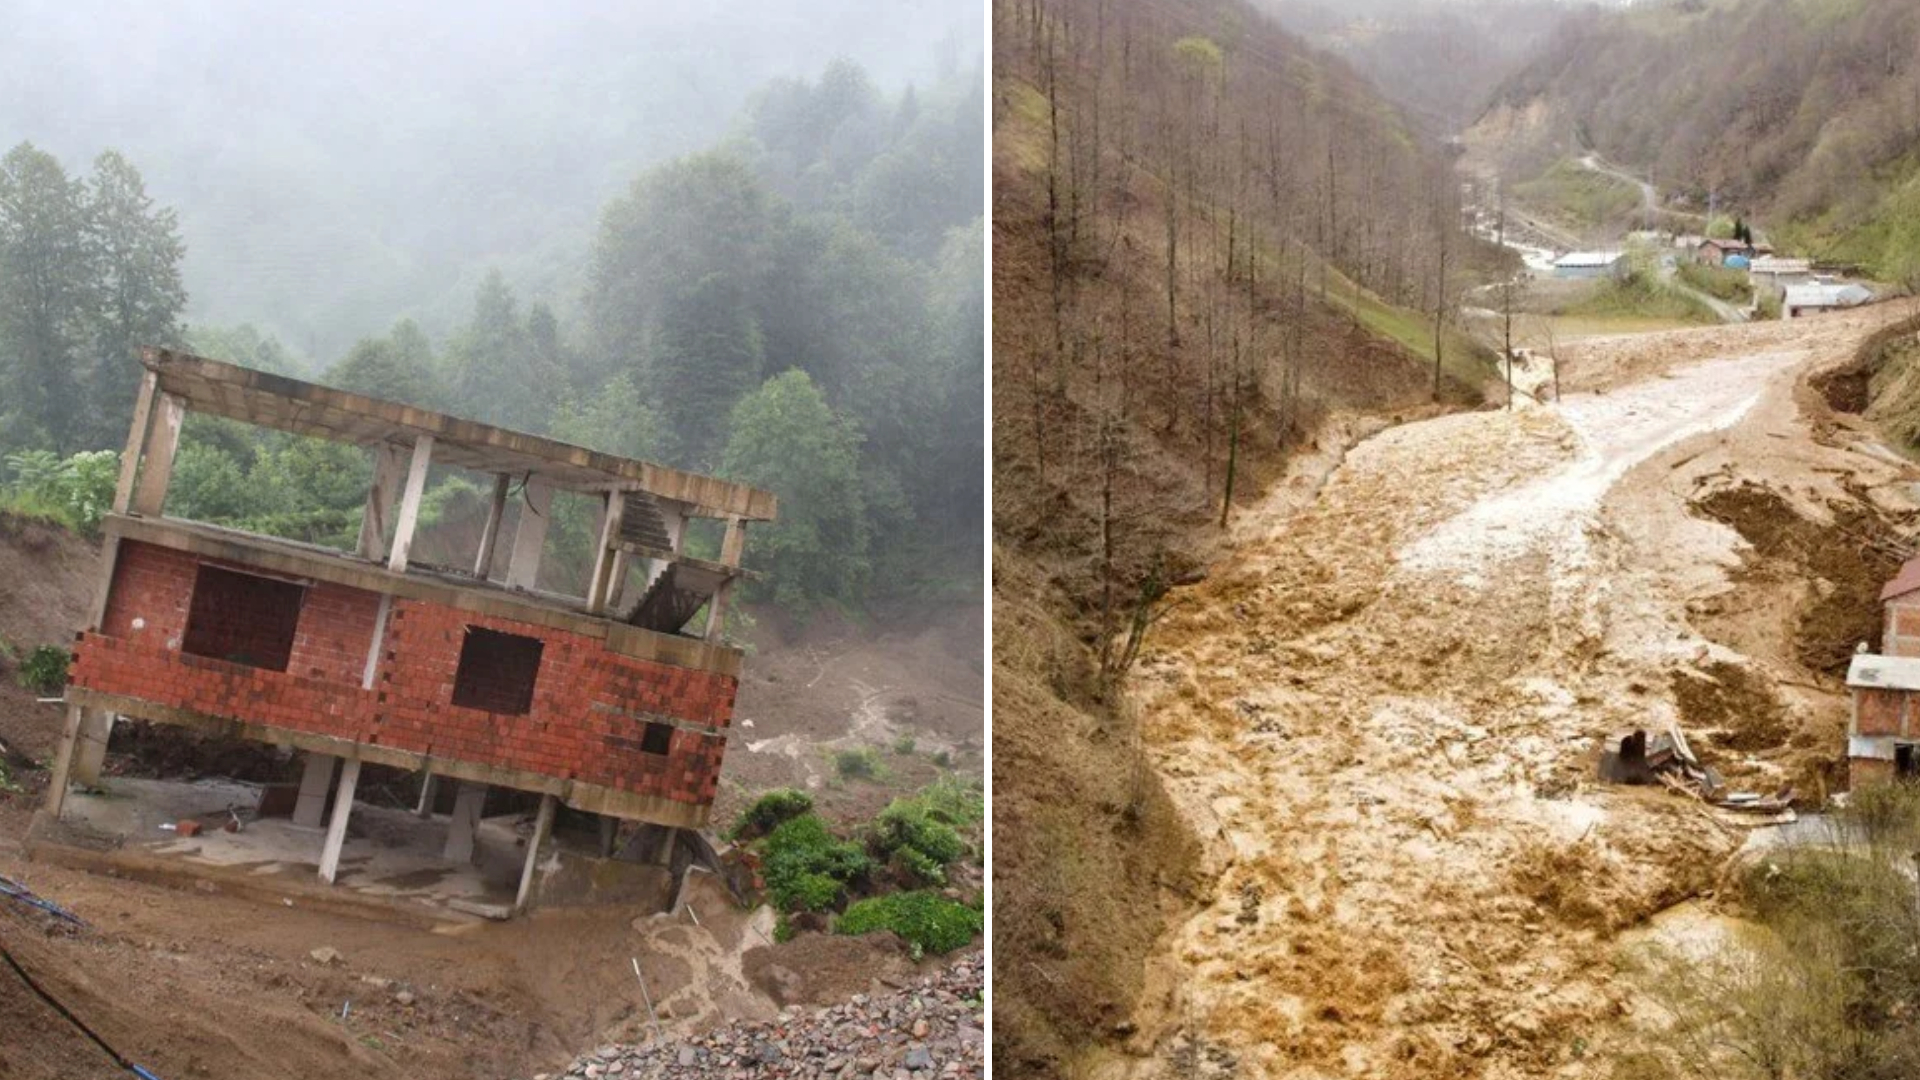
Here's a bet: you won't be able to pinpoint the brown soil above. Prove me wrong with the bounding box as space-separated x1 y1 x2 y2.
1669 661 1789 754
740 931 926 1007
1690 482 1910 677
717 602 984 834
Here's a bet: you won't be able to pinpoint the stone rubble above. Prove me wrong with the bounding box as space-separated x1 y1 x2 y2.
532 954 982 1080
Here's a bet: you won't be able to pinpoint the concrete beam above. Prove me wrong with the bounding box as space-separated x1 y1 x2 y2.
473 473 511 580
505 478 553 589
355 442 408 562
317 757 361 884
443 781 487 864
515 793 557 915
70 709 112 787
293 753 337 829
130 392 185 517
385 435 434 574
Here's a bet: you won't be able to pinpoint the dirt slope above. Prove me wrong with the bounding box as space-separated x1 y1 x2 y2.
1110 305 1920 1077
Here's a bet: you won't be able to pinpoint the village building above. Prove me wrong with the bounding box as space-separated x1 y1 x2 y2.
40 348 775 913
1784 281 1873 319
1552 250 1627 280
1695 237 1756 267
1846 558 1920 785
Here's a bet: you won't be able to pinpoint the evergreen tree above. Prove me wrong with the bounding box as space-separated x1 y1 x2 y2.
720 369 869 608
326 335 441 406
83 150 186 447
0 143 92 453
445 269 541 431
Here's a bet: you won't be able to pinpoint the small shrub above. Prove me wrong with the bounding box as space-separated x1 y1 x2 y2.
760 813 872 913
835 747 881 780
729 788 814 841
773 913 795 943
931 749 951 768
15 645 69 695
893 734 916 755
836 892 982 957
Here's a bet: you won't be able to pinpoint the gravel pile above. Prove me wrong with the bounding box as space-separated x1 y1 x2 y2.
536 953 983 1080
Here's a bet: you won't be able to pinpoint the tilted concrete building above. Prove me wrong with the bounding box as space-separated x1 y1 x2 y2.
45 348 774 911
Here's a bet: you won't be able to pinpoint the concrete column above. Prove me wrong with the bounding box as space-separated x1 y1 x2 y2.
585 491 626 613
355 443 408 561
505 478 553 590
385 435 434 574
42 704 86 821
317 757 361 884
414 772 439 818
69 709 112 787
514 793 557 915
130 392 185 517
111 371 160 515
473 473 511 580
292 753 337 829
443 781 487 863
597 814 619 858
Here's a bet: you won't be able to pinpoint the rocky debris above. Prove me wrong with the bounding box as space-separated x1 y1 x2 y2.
309 946 341 965
535 954 982 1080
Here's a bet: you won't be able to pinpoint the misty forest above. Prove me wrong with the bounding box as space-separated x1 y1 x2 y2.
0 2 983 614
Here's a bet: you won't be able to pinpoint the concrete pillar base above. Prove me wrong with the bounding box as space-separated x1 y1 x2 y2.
292 753 337 829
443 782 487 864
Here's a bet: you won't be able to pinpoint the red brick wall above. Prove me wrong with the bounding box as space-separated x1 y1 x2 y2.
74 541 735 810
104 542 380 684
1858 688 1906 736
1887 598 1920 658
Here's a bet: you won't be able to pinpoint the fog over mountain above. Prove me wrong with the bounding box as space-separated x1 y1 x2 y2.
0 0 977 363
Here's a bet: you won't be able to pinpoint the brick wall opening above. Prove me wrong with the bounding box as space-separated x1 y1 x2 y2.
182 565 306 671
451 627 543 715
641 721 672 755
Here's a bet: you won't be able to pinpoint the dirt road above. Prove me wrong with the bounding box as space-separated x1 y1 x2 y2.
1111 307 1920 1077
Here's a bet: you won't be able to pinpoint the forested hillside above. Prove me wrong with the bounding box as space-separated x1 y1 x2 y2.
1472 0 1920 282
1258 0 1578 133
0 0 972 361
0 57 983 611
990 0 1500 1071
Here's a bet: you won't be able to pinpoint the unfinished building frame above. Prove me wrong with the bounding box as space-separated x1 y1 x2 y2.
44 348 776 913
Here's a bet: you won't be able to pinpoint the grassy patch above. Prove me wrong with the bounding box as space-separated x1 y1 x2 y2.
1514 158 1643 233
834 747 883 781
1322 269 1499 389
1552 272 1717 325
1676 261 1753 304
836 891 982 957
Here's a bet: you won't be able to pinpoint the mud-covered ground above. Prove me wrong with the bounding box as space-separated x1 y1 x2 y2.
1109 305 1920 1078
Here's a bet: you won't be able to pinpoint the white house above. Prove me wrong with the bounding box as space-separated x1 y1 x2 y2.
1784 282 1873 319
1552 251 1627 280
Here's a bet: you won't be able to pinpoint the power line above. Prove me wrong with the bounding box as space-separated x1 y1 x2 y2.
0 929 166 1080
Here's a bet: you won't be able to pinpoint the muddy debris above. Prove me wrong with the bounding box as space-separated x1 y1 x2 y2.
537 954 982 1080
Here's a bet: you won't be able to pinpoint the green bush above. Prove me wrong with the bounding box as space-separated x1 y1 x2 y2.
760 813 872 913
931 749 951 768
729 788 814 841
893 734 916 755
834 747 881 780
2 449 118 536
836 892 982 957
15 645 70 695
